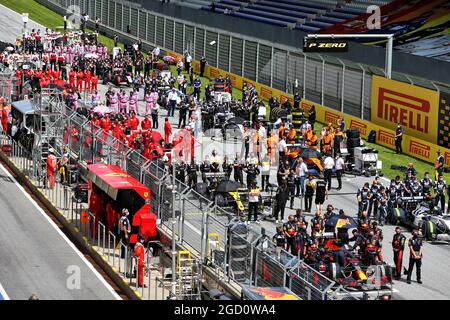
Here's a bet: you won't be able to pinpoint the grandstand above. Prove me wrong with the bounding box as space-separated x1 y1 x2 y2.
174 0 392 31
172 0 450 61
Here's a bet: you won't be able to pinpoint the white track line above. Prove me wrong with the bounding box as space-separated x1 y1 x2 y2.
0 163 122 300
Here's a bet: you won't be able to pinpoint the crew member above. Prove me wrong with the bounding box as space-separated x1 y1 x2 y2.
233 154 244 186
164 117 172 145
392 227 406 280
435 150 445 180
434 174 447 213
134 234 147 288
394 123 403 154
187 158 199 189
119 208 131 259
247 181 261 224
283 215 298 255
46 148 58 189
406 229 423 284
304 175 315 213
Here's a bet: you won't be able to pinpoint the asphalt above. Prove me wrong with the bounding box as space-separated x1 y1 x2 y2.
0 4 43 45
0 163 119 300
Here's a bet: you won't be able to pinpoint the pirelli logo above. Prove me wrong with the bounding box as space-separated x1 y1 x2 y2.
377 88 430 134
377 129 395 146
445 152 450 166
349 120 368 136
303 40 348 52
210 68 220 79
324 111 340 126
260 87 272 99
281 95 294 105
409 140 430 159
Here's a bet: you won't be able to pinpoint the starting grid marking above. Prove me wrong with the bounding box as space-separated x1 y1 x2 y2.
0 282 10 300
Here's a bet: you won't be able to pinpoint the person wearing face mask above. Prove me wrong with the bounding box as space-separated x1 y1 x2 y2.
134 234 147 288
392 227 406 280
420 172 433 196
434 174 447 213
394 123 403 154
119 208 131 258
407 229 423 284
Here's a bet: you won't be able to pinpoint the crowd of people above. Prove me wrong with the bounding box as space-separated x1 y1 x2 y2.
2 23 449 290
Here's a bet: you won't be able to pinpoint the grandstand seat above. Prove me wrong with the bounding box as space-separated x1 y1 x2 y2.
315 16 344 24
239 8 299 24
263 0 330 11
230 12 290 27
248 4 309 19
295 24 320 32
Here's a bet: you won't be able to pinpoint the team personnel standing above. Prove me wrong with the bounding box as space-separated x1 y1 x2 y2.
394 123 403 154
119 208 131 259
406 229 423 284
247 181 261 224
434 150 445 180
134 234 147 288
304 175 315 213
392 227 406 280
335 153 345 191
46 148 58 189
283 215 298 255
323 153 334 191
315 178 327 213
434 174 447 213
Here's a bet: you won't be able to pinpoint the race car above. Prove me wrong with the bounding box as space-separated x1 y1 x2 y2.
390 198 450 241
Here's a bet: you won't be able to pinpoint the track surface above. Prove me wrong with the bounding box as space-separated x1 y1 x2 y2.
0 163 120 300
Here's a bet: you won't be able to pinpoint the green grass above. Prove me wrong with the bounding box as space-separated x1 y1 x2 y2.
365 141 450 182
2 0 446 184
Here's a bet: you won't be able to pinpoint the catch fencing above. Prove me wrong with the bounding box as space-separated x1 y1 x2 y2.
0 100 356 300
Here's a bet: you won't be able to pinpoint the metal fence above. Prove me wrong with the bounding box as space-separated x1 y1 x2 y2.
42 0 450 123
0 87 359 299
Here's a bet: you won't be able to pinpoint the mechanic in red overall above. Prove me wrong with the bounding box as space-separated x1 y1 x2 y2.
130 113 140 131
1 105 8 134
141 115 151 130
69 69 76 88
164 117 172 145
84 70 91 93
77 70 84 92
392 226 406 280
91 73 98 92
134 234 147 288
46 148 58 189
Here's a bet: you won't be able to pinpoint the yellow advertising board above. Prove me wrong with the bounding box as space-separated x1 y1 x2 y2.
301 98 450 166
371 75 439 144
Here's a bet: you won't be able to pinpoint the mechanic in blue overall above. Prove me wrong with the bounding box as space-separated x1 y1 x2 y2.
392 227 406 280
406 229 423 284
434 174 447 213
388 179 398 211
420 172 433 196
376 186 388 226
357 182 371 214
394 175 405 199
368 179 380 218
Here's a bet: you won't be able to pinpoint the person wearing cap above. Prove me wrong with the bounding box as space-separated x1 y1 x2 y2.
46 148 58 189
434 150 445 181
134 234 147 288
119 208 131 258
167 87 178 117
394 123 403 154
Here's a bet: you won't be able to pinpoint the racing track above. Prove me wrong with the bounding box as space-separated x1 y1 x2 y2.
0 4 449 300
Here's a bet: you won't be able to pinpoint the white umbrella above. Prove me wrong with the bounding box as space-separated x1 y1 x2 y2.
85 53 99 59
92 105 112 115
